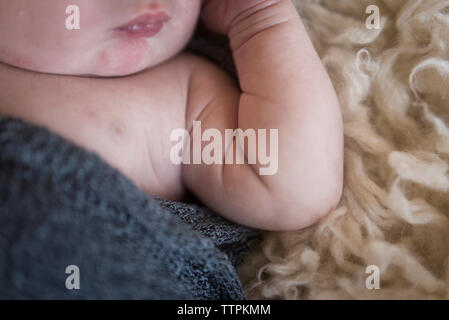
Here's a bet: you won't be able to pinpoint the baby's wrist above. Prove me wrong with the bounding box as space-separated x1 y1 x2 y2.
226 0 292 50
228 0 282 27
202 0 288 36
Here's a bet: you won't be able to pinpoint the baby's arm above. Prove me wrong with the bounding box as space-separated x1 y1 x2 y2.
183 0 344 231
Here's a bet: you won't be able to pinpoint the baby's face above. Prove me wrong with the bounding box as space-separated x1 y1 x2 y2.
0 0 201 76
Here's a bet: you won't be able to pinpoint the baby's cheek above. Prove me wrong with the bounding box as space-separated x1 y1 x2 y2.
96 38 152 76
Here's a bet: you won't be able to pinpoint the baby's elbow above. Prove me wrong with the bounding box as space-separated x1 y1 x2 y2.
269 178 343 232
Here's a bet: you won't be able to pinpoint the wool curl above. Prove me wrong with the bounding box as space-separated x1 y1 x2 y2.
239 0 449 299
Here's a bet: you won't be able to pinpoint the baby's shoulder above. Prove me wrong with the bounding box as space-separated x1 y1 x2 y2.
135 52 238 105
158 52 236 86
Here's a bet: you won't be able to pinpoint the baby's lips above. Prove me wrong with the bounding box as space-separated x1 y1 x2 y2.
114 12 170 38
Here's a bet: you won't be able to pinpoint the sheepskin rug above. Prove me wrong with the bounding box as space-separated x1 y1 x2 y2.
239 0 449 299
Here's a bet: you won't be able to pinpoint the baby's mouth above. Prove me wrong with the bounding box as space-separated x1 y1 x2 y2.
114 12 170 38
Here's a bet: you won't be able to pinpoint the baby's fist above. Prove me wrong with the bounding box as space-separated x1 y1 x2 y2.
201 0 282 35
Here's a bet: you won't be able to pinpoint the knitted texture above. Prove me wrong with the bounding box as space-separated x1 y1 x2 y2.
156 199 262 267
0 117 260 299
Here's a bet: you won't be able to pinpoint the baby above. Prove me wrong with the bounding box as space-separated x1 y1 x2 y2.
0 0 343 231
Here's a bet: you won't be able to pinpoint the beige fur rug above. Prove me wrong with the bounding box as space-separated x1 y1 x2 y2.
239 0 449 299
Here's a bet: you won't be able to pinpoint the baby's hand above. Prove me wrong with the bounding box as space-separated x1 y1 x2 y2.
201 0 279 35
201 0 303 53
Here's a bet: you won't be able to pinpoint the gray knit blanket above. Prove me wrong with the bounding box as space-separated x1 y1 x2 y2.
0 26 262 299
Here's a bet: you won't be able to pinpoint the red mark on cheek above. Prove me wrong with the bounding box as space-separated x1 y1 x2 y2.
148 3 161 11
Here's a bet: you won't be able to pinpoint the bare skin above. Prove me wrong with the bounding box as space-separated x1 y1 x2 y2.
0 0 343 231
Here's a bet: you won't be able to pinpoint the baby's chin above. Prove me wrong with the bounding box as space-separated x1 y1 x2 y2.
87 38 174 77
16 38 177 78
1 28 189 77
